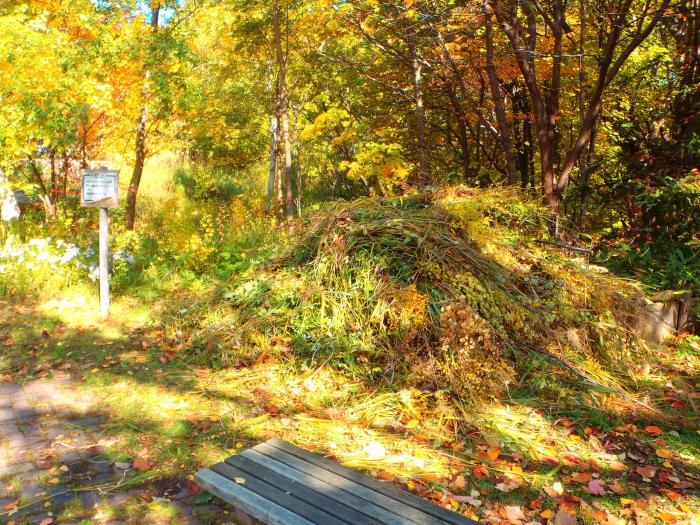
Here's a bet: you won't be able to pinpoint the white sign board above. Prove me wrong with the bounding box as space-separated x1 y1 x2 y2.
81 170 119 208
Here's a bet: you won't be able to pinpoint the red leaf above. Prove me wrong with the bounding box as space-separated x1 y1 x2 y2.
644 425 664 435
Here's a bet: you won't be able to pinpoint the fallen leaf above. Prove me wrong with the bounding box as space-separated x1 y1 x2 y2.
609 460 627 471
635 465 656 479
38 519 53 525
544 481 564 497
609 480 626 494
452 495 481 507
588 479 605 496
505 505 525 521
405 419 420 429
542 455 560 465
133 458 152 471
657 512 679 524
561 452 581 466
571 471 593 483
655 448 672 459
472 465 490 478
452 474 466 489
644 425 664 435
47 477 61 484
540 509 554 519
554 508 577 525
486 447 500 461
234 477 246 484
495 480 519 493
662 489 680 501
2 500 18 510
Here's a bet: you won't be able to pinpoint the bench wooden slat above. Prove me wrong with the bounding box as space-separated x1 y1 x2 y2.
248 443 450 525
237 449 414 525
195 469 315 525
227 454 384 525
266 438 476 525
210 462 349 525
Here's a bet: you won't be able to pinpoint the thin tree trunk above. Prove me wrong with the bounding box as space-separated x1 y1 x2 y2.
29 159 56 220
61 153 69 216
406 32 431 186
295 139 302 218
276 150 284 219
266 116 278 214
49 148 57 210
273 0 294 222
484 5 517 185
445 82 473 180
125 3 159 231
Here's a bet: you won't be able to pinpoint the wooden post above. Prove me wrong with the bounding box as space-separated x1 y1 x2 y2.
99 207 110 319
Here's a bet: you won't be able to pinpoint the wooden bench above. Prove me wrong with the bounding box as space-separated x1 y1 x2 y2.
196 438 478 525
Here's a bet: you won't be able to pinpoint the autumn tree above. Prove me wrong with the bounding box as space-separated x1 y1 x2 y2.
489 0 672 223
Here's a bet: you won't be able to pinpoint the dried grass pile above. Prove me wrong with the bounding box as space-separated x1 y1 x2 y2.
200 187 651 405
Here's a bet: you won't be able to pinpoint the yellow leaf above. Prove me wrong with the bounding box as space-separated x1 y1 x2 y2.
620 498 634 506
234 477 246 484
48 478 60 484
655 448 672 459
405 419 420 429
540 509 553 519
486 447 500 461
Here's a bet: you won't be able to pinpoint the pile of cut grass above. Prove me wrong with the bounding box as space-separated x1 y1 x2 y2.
182 186 654 409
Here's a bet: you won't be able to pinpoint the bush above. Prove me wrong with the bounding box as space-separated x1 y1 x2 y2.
173 165 244 201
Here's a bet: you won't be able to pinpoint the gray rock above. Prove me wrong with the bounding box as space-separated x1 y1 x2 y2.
0 461 34 478
86 454 112 473
79 490 101 508
57 448 86 463
20 481 45 500
0 421 20 436
5 436 49 452
0 383 21 397
107 492 131 507
69 416 102 430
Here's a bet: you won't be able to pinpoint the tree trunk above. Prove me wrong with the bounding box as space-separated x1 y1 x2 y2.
295 138 302 218
266 116 278 215
273 0 294 222
126 104 147 231
29 159 56 220
276 150 284 219
484 5 517 185
406 32 431 186
125 3 159 231
49 148 57 210
445 82 473 180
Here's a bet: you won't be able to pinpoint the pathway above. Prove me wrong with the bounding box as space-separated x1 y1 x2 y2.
0 374 225 524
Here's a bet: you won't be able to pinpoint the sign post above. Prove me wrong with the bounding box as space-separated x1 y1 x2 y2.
81 169 119 320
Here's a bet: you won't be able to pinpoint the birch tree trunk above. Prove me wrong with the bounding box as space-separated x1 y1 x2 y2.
406 32 431 186
266 116 278 215
273 0 294 221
